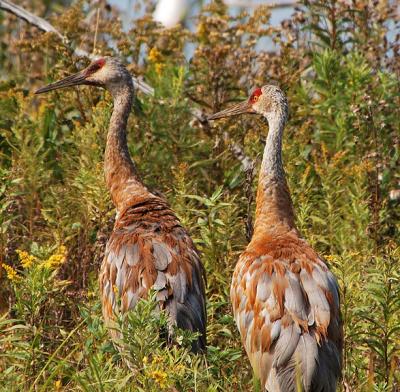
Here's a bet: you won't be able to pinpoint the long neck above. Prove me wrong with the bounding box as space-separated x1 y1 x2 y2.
253 112 297 237
104 83 151 213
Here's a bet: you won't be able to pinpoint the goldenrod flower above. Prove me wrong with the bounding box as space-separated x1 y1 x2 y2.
155 63 165 76
349 251 360 257
149 369 168 388
197 22 206 38
176 364 185 373
320 142 328 161
38 101 48 119
332 150 346 166
16 249 36 269
42 246 67 269
152 355 163 365
1 263 20 282
302 165 311 183
148 47 162 63
54 379 62 390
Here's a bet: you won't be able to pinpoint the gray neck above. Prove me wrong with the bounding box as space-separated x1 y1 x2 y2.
105 83 136 175
104 81 147 210
260 112 286 180
253 108 297 234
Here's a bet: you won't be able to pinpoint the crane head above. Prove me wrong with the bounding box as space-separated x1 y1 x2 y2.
207 85 288 123
35 57 132 95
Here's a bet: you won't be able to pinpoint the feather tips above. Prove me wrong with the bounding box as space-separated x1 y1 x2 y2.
231 234 342 391
99 197 206 352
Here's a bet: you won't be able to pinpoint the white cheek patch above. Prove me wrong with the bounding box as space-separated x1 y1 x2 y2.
92 66 108 79
253 100 266 114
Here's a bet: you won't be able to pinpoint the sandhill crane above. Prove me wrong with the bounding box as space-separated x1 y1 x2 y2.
35 57 206 352
208 85 342 391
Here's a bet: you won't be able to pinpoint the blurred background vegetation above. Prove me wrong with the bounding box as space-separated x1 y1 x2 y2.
0 0 399 390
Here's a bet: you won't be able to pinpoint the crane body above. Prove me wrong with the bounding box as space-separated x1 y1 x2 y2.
35 57 206 353
208 85 342 391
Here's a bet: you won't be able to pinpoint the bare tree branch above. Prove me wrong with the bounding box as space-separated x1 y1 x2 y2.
0 0 64 40
0 0 154 95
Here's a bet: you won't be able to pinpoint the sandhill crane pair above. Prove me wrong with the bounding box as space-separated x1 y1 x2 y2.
35 57 343 391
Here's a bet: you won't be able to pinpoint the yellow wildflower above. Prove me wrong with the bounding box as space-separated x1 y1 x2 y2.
112 284 118 294
344 161 372 178
152 355 163 365
149 369 168 388
302 165 311 183
1 263 20 282
143 356 148 365
42 246 67 269
332 150 346 166
155 63 165 76
54 379 62 390
320 142 328 162
197 22 207 40
176 364 185 373
197 22 206 35
38 101 48 119
324 255 335 262
148 47 162 63
16 249 36 269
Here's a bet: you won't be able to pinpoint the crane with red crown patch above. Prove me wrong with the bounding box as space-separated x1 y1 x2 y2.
208 85 342 391
35 57 207 354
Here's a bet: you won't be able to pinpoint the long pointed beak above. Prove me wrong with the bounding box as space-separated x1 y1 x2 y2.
35 70 88 94
207 100 255 121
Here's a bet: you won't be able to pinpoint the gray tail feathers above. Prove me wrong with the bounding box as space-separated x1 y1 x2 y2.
269 334 341 392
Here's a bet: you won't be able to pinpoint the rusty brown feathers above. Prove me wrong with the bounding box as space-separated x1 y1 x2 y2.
35 57 207 352
208 85 342 391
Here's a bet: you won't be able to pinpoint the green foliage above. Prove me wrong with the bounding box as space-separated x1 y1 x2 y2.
0 0 399 391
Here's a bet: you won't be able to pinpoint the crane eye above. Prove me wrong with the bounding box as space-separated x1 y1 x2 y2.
250 88 262 103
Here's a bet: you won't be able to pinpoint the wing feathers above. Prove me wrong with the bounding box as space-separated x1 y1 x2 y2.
153 271 167 290
125 243 140 266
99 199 206 352
231 237 342 392
273 322 301 368
152 241 172 270
300 269 331 334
